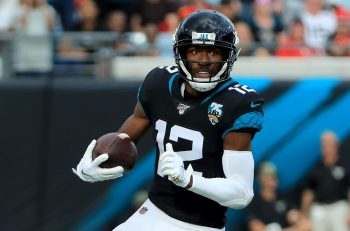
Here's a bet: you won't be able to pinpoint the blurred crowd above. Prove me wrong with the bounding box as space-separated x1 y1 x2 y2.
242 130 350 231
1 0 350 59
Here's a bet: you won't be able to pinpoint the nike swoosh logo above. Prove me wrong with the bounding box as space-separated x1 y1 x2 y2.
251 102 261 108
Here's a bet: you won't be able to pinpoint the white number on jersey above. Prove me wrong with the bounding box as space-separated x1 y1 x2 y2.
155 119 203 177
228 84 256 94
158 66 179 74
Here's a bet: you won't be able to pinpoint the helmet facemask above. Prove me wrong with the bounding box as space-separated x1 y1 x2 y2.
173 10 241 92
175 43 239 92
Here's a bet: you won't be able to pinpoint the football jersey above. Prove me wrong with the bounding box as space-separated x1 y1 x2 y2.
138 66 264 228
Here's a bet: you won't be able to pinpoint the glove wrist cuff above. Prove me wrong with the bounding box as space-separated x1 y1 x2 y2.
175 164 193 188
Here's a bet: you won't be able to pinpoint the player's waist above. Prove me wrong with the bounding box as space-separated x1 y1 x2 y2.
144 199 224 231
148 190 226 229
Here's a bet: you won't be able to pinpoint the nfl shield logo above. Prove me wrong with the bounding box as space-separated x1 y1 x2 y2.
177 103 190 115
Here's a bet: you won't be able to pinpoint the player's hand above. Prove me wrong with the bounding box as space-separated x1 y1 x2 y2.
72 140 124 182
159 143 193 188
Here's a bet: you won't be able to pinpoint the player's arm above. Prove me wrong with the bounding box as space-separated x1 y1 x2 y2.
73 103 150 183
300 189 314 216
300 172 317 216
190 132 254 209
160 132 255 209
118 102 151 143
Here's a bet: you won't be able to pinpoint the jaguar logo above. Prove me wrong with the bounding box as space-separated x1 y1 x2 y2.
208 102 223 125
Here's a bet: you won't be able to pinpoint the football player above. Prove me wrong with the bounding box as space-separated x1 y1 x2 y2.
73 10 264 231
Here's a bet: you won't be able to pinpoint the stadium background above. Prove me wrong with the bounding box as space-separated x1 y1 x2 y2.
1 0 350 230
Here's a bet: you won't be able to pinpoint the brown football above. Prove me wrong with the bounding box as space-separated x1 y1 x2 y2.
92 132 137 170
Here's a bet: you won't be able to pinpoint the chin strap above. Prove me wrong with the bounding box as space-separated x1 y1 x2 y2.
178 58 228 92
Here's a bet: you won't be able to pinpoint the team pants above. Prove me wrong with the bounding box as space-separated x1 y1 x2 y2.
113 199 225 231
310 200 349 231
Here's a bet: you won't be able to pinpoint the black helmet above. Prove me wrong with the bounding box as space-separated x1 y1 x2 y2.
173 10 240 92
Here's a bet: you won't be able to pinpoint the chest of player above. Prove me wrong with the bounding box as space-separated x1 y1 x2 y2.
148 93 234 177
152 95 228 142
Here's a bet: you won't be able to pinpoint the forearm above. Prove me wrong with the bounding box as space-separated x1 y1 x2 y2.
189 150 254 209
118 103 150 143
189 174 254 209
301 189 314 215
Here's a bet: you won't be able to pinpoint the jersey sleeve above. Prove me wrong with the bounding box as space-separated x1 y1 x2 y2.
222 91 264 138
137 66 172 121
137 67 160 120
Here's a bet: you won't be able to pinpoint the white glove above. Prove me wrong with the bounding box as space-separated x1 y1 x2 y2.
72 140 124 183
159 143 193 188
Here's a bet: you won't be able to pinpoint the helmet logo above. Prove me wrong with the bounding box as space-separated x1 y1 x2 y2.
208 102 223 125
192 32 216 45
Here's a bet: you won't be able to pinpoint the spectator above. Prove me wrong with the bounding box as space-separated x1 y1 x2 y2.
178 0 213 20
239 0 254 21
0 0 20 32
105 10 128 33
271 0 283 16
158 12 180 32
15 0 57 34
48 0 75 30
216 0 242 23
275 18 318 57
156 12 180 57
300 0 337 54
128 0 181 56
130 0 180 31
246 162 311 231
252 46 272 57
326 7 350 56
235 21 257 56
245 0 284 54
113 23 160 57
72 0 102 31
57 0 103 69
326 0 350 10
93 0 134 26
13 0 59 75
283 0 304 25
301 130 350 231
136 23 160 56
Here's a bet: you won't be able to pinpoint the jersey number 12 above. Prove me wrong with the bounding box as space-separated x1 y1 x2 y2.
155 119 203 176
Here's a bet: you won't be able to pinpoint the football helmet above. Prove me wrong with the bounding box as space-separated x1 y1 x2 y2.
173 10 240 92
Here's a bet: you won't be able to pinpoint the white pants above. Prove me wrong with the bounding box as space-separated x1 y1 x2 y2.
113 199 225 231
310 200 349 231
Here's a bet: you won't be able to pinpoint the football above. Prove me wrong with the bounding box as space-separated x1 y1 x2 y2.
92 132 137 170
